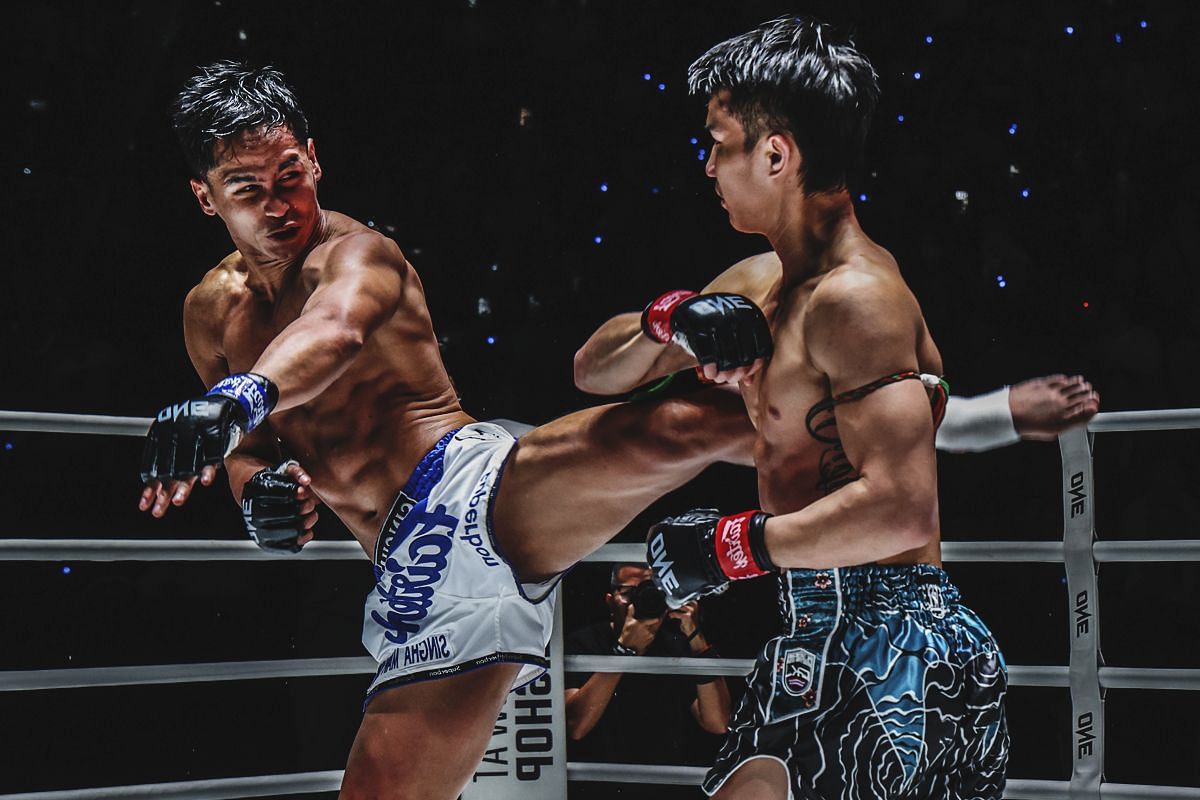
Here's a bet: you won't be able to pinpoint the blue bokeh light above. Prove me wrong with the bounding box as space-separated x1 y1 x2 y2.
643 73 651 81
599 183 608 192
1140 20 1149 29
1114 33 1123 44
486 336 495 345
657 83 665 91
897 114 905 123
1008 123 1018 135
1021 188 1031 198
924 35 933 44
858 193 868 202
689 137 698 145
1065 26 1075 35
913 71 922 80
697 149 707 160
593 235 603 244
62 566 72 575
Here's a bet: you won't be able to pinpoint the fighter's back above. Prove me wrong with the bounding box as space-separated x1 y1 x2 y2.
186 210 473 546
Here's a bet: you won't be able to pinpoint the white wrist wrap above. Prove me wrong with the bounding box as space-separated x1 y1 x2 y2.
935 386 1020 453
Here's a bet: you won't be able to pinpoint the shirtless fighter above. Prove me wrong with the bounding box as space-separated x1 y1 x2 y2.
576 18 1010 798
136 62 758 799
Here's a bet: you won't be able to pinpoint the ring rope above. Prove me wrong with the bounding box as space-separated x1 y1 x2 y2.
3 655 1196 693
2 409 1197 797
3 407 1200 438
0 769 1195 800
3 539 1199 564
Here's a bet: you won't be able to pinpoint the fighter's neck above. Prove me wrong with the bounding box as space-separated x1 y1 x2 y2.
238 210 333 301
767 190 861 286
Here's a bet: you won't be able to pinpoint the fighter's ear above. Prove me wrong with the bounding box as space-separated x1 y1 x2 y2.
190 178 218 217
764 132 799 178
307 138 322 183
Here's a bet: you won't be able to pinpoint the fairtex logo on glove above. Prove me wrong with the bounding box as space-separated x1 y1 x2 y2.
207 373 277 432
716 511 770 581
643 289 698 343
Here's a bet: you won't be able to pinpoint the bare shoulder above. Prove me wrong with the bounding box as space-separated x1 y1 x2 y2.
185 252 243 328
305 217 410 287
807 253 917 329
704 251 782 303
803 254 923 377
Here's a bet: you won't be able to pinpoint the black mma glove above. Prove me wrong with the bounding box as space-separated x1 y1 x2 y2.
140 373 278 482
646 508 775 608
242 462 305 553
641 290 773 371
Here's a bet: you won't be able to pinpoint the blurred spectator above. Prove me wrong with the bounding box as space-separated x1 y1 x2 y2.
565 562 731 784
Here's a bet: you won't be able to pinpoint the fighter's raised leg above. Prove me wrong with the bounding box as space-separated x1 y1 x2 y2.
493 385 754 581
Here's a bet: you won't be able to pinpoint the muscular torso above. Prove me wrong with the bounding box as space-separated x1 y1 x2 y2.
726 251 943 565
195 212 472 551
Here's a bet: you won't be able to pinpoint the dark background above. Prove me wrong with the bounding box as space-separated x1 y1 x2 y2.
3 0 1199 796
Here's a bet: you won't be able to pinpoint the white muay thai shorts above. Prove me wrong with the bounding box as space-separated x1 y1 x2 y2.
362 423 559 706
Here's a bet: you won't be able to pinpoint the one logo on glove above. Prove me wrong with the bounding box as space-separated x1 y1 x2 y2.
687 294 755 316
158 400 214 422
782 645 818 697
648 531 679 594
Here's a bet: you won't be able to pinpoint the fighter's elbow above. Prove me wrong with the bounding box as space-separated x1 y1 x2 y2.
573 349 627 395
572 348 599 393
870 476 937 549
329 322 367 359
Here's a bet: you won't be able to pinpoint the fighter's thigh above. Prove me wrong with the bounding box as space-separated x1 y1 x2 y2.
340 662 520 800
493 388 752 576
710 757 791 800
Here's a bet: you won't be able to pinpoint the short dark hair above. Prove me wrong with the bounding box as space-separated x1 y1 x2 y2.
171 61 309 180
688 16 879 194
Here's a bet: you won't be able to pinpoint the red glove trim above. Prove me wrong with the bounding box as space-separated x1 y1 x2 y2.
644 290 698 343
715 511 772 581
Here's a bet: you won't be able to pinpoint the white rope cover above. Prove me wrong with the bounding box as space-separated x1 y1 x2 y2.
4 407 1200 438
0 657 376 691
4 538 1199 563
4 655 1196 693
2 769 1194 800
0 771 343 800
0 411 149 437
0 539 366 561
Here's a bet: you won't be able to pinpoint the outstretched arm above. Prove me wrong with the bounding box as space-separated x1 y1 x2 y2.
938 374 1100 452
251 233 406 411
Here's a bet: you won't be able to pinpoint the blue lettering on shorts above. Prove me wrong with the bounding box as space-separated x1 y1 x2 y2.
460 469 501 568
371 499 459 645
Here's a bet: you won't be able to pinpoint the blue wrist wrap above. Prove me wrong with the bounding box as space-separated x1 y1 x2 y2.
207 373 278 432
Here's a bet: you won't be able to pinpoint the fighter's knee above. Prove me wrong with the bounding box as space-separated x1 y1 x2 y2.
639 391 752 464
637 395 716 461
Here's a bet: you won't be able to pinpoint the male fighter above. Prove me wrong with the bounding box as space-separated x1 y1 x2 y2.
576 18 1013 798
136 62 762 800
575 248 1100 452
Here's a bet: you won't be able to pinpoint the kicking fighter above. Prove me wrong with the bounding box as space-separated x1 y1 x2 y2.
136 62 761 800
577 18 1014 798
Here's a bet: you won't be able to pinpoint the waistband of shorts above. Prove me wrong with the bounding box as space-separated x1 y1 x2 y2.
372 427 461 569
784 563 959 615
